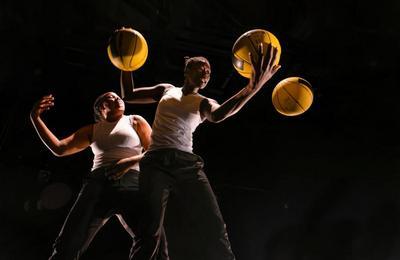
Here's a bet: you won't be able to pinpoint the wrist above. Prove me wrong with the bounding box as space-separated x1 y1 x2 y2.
30 111 39 120
243 83 254 94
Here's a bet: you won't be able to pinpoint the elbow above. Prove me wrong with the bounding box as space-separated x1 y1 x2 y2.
207 109 238 123
50 145 69 157
121 93 134 103
208 114 225 123
53 153 64 157
208 110 236 123
51 150 66 157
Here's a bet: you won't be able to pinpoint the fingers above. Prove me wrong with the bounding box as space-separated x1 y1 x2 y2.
106 166 128 180
260 43 266 73
259 42 264 60
268 44 275 66
40 94 54 102
249 48 261 75
106 170 117 180
251 43 273 76
248 52 257 79
270 46 279 69
32 94 54 116
249 42 281 87
272 64 282 74
248 52 256 68
108 171 125 180
38 95 55 110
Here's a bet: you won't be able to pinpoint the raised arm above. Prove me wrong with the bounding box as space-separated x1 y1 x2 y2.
200 44 281 123
120 71 173 104
30 95 92 157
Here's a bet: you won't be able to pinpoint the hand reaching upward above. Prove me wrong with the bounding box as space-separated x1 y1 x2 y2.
31 94 54 119
249 43 281 91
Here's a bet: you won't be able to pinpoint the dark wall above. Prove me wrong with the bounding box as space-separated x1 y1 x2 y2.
1 0 400 259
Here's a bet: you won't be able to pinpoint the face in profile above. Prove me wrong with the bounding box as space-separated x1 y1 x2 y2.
100 92 125 113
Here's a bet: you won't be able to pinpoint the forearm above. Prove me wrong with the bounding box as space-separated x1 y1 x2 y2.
211 44 281 122
30 114 65 156
120 71 157 104
120 71 172 104
126 153 144 165
106 153 145 179
211 83 261 122
120 70 133 100
115 153 144 168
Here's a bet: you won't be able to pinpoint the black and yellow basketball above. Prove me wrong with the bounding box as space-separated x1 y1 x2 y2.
232 29 281 78
272 77 313 116
107 27 148 71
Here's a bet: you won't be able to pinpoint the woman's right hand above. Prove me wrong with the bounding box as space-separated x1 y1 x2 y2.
31 94 54 118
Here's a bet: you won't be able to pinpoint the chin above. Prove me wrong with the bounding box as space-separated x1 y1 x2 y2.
201 82 209 89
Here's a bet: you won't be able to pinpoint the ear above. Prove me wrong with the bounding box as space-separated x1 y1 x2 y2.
101 102 109 110
183 71 189 82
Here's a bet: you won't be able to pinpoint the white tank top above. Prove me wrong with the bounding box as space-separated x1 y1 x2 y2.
149 86 207 153
90 115 142 171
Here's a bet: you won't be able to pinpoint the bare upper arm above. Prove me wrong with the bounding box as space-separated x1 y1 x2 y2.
200 98 220 122
131 115 152 150
125 84 174 104
58 124 93 156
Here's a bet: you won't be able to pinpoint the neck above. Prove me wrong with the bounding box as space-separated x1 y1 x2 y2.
182 83 199 95
104 113 123 122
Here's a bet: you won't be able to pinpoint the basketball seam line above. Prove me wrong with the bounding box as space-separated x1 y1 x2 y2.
282 87 306 112
117 32 123 69
129 34 138 68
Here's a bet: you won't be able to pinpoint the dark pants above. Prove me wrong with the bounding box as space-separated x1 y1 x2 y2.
49 169 169 260
131 149 236 260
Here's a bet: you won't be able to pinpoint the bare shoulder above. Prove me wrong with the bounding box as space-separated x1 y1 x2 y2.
129 115 151 129
157 83 174 88
76 124 94 143
200 97 220 118
144 83 175 101
131 114 147 123
157 83 174 92
200 97 219 109
78 124 94 134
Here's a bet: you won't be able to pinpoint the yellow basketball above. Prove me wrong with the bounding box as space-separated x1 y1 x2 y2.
232 29 281 78
272 77 313 116
107 27 148 71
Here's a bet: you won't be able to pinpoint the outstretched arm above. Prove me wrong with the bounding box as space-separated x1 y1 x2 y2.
201 44 281 123
30 94 92 157
120 71 173 104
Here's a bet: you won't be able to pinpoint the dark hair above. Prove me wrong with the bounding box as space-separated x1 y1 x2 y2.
184 56 211 74
93 93 108 122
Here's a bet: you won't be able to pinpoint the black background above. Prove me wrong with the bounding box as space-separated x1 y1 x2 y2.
1 0 400 259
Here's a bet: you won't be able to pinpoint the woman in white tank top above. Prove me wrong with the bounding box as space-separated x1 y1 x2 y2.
30 92 168 259
120 45 280 259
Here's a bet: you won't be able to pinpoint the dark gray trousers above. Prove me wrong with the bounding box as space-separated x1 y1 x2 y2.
49 169 169 260
131 149 235 260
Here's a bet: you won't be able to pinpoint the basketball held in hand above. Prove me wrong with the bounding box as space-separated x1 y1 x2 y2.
272 77 313 116
107 27 148 71
232 29 281 78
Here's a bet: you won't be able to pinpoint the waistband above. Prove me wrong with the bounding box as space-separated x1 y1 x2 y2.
89 167 139 179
